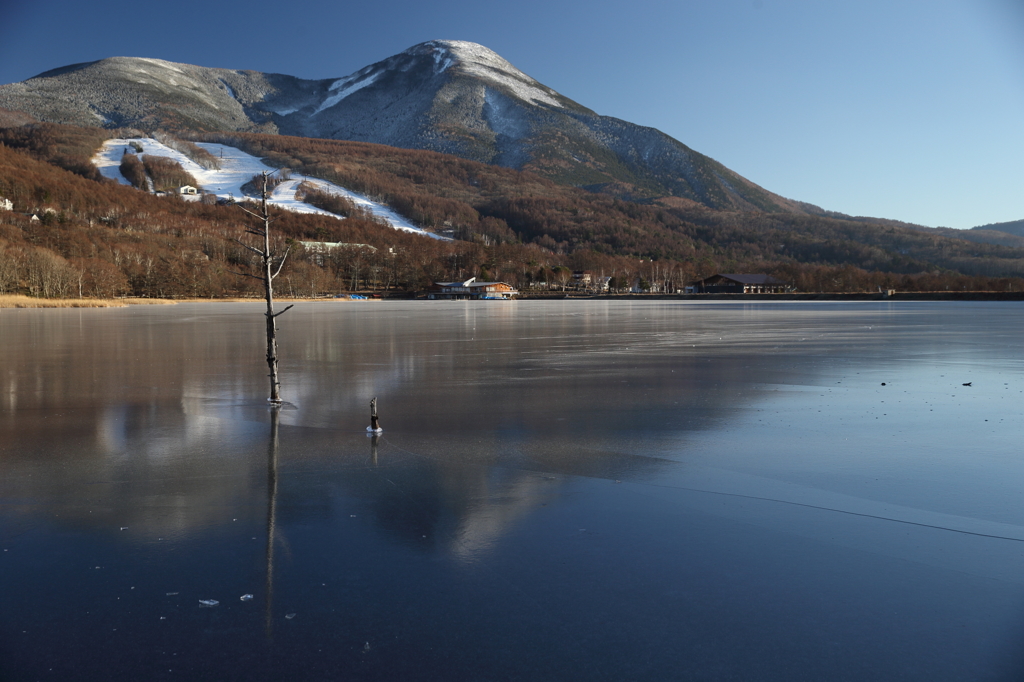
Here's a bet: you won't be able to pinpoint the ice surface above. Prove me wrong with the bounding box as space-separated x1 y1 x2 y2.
4 302 1024 680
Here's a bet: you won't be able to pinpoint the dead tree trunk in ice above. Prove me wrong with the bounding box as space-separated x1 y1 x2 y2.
233 172 293 403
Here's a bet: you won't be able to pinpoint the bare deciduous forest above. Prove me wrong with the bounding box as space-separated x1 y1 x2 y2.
1 121 1024 299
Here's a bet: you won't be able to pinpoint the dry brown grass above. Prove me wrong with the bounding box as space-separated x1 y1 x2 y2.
122 298 177 305
0 295 127 308
0 295 370 308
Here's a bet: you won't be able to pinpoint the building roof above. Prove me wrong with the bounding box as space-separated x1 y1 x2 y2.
435 279 511 288
706 274 786 285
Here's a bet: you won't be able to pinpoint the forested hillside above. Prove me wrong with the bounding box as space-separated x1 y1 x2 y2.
1 121 1024 298
974 219 1024 238
203 132 1024 282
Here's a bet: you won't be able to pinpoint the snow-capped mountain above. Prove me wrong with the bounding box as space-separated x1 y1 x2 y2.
0 41 815 213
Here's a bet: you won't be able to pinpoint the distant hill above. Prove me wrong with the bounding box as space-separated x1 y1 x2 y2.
833 214 1024 250
0 41 820 213
972 219 1024 238
929 226 1024 249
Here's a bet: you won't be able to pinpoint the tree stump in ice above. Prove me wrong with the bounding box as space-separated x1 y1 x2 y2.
367 396 383 433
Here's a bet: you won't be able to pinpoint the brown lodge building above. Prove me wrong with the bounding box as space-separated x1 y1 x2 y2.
691 274 789 294
428 277 519 300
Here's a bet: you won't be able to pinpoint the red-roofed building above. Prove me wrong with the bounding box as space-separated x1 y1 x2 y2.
429 277 518 300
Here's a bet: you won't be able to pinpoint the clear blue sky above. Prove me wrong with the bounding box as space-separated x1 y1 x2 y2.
1 0 1021 229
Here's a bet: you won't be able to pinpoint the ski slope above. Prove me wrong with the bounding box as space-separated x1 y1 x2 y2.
92 138 446 239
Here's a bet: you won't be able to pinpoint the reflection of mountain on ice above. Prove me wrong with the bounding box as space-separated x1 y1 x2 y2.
446 470 555 562
91 138 446 239
5 399 270 540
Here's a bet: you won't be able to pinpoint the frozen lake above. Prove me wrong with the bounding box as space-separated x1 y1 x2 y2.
2 300 1024 680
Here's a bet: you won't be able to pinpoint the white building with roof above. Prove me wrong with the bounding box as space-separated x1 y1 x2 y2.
429 277 518 300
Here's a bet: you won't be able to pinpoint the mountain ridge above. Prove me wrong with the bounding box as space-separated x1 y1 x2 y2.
972 219 1024 238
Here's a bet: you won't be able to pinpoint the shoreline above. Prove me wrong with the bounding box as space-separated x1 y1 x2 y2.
5 291 1024 308
531 291 1024 301
0 295 363 309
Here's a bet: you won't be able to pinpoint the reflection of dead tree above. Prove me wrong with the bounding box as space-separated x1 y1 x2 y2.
264 406 280 638
232 172 293 403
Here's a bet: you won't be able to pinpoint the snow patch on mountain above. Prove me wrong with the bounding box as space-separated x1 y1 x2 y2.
433 49 454 74
139 57 182 72
91 139 446 239
315 69 382 115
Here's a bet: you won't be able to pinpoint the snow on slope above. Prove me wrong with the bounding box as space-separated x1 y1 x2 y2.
91 139 446 239
314 69 382 115
430 40 563 108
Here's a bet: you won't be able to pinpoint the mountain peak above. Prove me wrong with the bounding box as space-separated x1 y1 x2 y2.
405 40 512 73
405 40 564 108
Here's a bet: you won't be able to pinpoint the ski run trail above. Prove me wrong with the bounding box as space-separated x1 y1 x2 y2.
92 138 447 240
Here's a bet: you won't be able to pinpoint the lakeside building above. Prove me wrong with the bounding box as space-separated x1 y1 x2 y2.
691 274 789 294
429 277 519 300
